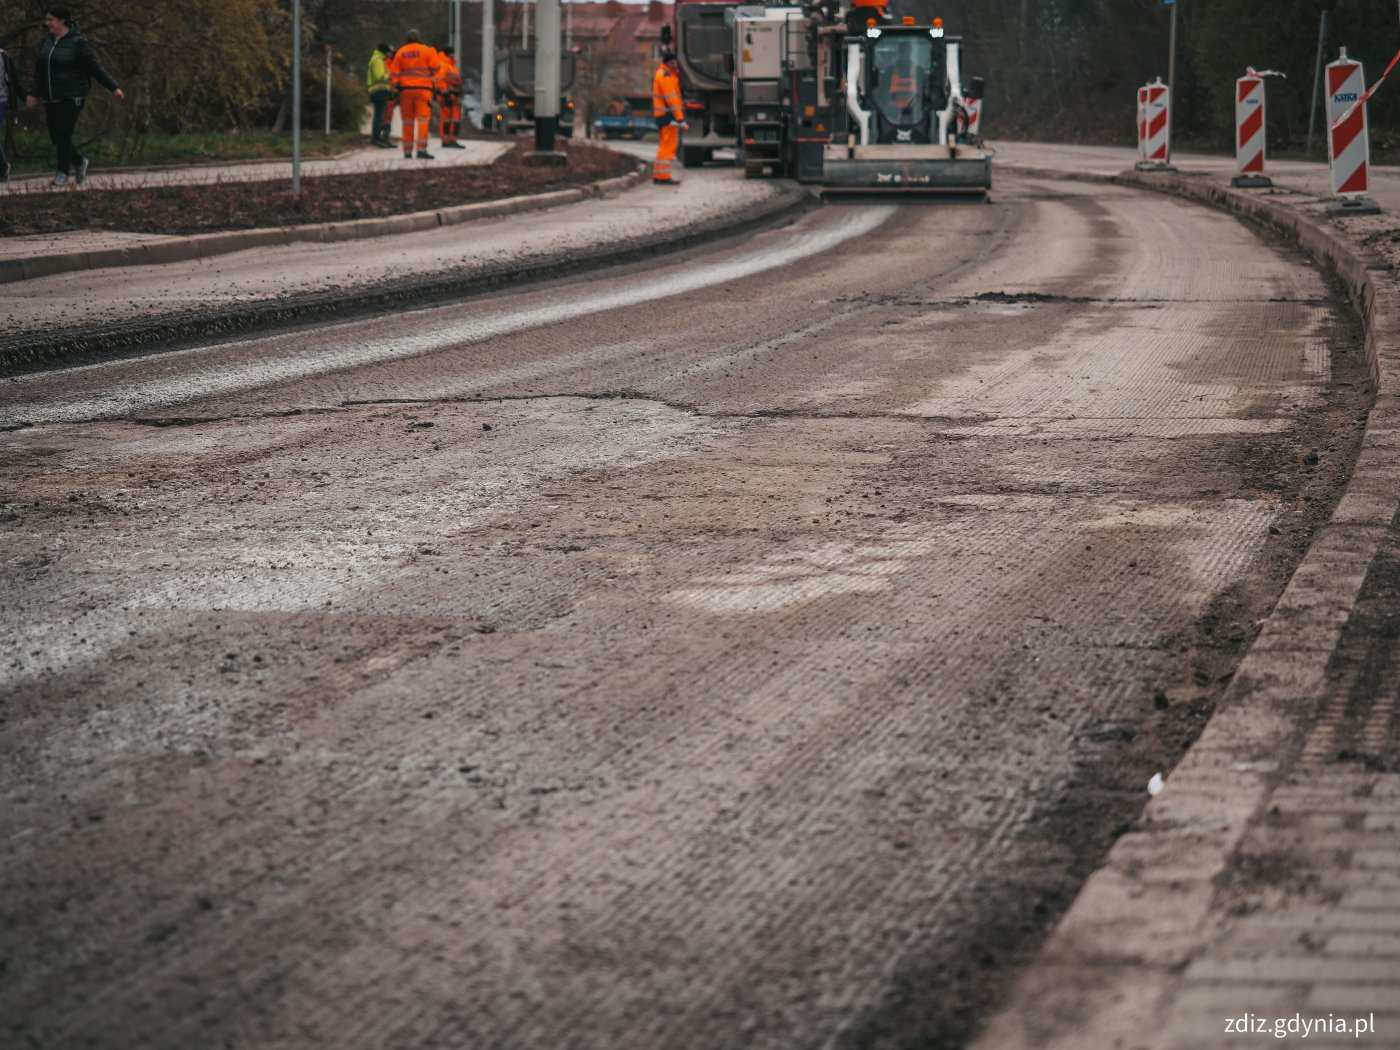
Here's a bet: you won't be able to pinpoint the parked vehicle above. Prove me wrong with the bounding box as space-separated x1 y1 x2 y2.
591 93 655 140
490 47 578 136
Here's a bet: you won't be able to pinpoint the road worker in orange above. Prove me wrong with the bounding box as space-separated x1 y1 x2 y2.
652 50 686 186
847 0 888 31
388 29 443 159
437 45 465 149
888 40 924 112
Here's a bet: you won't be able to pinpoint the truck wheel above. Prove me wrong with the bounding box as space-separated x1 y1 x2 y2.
681 145 706 168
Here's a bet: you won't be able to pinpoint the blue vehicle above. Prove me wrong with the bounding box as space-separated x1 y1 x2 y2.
591 94 654 140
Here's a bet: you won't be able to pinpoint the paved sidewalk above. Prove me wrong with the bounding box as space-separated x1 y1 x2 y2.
976 144 1400 1050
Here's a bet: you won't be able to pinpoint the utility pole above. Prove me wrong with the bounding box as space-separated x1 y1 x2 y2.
324 45 333 135
482 0 495 125
292 0 301 193
1165 0 1177 164
522 0 530 47
451 1 461 69
1307 10 1330 157
529 0 565 161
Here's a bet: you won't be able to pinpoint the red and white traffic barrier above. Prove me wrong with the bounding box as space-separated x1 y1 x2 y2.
1326 49 1377 210
1232 72 1272 187
1135 78 1173 170
1136 85 1149 162
965 96 983 141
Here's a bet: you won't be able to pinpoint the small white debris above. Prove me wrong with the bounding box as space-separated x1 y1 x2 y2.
1147 773 1164 797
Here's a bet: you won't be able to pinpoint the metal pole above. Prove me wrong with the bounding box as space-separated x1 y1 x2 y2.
482 0 495 123
324 45 332 135
534 0 560 153
1166 0 1177 163
452 0 462 71
1308 10 1330 157
292 0 301 193
522 0 529 48
566 0 572 51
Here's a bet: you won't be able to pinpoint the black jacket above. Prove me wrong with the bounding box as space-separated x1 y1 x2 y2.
0 47 25 103
31 29 118 102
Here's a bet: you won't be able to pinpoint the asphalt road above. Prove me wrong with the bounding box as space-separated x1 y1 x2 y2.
0 174 1367 1049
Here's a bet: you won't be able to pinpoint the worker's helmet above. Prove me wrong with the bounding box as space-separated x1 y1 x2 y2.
406 28 422 43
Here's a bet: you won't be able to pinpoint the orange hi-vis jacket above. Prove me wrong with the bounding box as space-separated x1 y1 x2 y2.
890 67 918 109
653 63 683 123
388 43 443 92
438 53 462 96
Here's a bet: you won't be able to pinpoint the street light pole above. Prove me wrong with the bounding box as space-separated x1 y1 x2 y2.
452 0 462 71
292 0 301 193
324 45 332 135
482 0 495 126
1307 9 1330 157
1166 0 1177 163
532 0 561 156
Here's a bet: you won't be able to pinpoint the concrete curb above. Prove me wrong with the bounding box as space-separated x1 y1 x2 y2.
970 167 1400 1048
0 168 646 285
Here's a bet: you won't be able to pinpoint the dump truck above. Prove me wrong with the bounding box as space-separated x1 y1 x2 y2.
668 0 741 166
490 47 578 136
732 1 990 193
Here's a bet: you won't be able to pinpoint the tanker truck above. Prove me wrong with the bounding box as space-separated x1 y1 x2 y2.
666 0 741 167
489 47 578 136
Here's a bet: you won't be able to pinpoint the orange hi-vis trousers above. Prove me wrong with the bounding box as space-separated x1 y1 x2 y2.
399 88 433 153
440 95 461 144
654 124 679 182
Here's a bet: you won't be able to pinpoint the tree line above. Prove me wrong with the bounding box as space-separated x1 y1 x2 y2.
3 1 1399 155
918 0 1400 155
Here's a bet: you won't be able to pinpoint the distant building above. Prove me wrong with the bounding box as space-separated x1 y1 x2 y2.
456 1 673 128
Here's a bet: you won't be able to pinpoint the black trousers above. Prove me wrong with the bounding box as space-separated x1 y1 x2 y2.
44 96 85 174
370 88 391 143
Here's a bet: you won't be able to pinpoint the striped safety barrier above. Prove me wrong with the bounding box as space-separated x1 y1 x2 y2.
965 97 983 141
1136 85 1149 162
1232 72 1272 188
1135 78 1173 170
1325 49 1379 212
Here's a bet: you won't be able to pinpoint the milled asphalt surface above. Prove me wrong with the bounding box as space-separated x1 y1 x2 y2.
3 138 1400 1047
0 141 809 372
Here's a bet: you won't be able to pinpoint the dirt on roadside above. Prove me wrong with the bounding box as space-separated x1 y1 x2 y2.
0 139 639 237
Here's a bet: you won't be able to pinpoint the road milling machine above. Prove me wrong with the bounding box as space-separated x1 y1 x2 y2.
731 0 990 193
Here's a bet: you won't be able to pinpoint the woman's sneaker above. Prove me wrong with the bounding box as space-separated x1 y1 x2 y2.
75 158 89 184
52 172 69 187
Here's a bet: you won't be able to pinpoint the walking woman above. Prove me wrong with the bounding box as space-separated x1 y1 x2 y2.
0 43 26 180
25 5 124 187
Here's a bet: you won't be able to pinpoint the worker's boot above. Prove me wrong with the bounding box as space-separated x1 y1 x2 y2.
416 150 435 160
